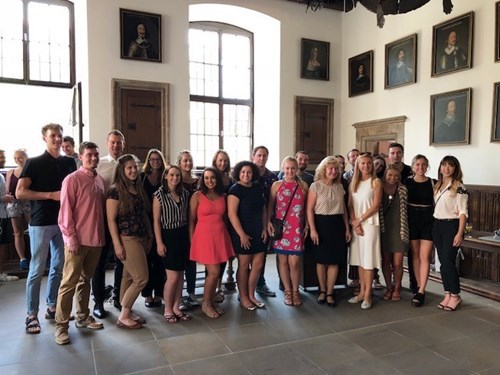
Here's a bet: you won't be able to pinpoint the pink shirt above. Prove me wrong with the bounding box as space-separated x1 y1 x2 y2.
58 167 106 247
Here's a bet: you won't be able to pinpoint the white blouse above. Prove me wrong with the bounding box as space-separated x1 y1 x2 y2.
433 182 468 220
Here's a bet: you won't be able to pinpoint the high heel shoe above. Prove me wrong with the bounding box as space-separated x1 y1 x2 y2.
443 295 462 311
391 288 401 302
383 288 393 301
317 291 326 304
292 291 302 306
437 292 451 310
284 291 293 306
326 294 336 307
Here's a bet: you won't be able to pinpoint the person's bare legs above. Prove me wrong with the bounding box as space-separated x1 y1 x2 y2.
278 254 291 293
236 255 252 308
411 240 421 288
11 216 27 261
164 270 181 317
418 240 433 294
360 267 374 303
202 264 220 317
326 264 338 304
316 263 327 301
381 252 393 292
248 253 264 304
392 252 404 292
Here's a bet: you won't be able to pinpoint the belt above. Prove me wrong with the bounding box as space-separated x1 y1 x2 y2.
435 218 458 222
408 205 433 210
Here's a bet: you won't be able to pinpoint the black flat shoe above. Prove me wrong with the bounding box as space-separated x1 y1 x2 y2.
326 294 336 308
317 291 326 304
93 304 107 319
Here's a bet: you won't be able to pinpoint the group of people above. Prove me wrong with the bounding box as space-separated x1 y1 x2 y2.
0 127 468 346
342 144 468 312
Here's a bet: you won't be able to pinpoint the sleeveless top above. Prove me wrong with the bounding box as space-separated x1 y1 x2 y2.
9 173 20 198
351 178 379 226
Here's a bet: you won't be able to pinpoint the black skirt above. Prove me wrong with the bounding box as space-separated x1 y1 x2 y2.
160 226 189 271
312 214 347 265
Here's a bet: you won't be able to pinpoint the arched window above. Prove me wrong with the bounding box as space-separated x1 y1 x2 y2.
0 0 75 87
189 22 254 167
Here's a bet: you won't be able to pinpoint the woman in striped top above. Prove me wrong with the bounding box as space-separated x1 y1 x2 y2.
153 165 191 323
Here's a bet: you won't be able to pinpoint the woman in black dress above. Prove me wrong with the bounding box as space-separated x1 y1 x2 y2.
227 161 267 311
140 149 166 308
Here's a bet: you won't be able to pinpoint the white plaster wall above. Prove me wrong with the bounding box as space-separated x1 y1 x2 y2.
189 0 342 168
85 0 190 163
341 0 500 184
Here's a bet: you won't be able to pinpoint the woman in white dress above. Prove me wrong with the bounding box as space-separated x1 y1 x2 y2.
348 153 382 309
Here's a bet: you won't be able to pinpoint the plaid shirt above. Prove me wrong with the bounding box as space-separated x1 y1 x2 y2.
258 168 278 205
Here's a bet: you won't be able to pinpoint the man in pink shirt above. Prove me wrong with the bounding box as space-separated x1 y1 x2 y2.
54 141 106 345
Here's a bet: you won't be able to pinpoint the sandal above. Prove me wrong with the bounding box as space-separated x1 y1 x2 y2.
292 291 302 306
175 312 192 321
214 306 225 316
25 316 41 334
202 303 220 319
383 288 393 301
117 319 142 329
213 293 225 303
317 291 326 304
437 292 451 310
444 295 462 312
284 291 293 306
412 292 425 307
326 294 336 308
391 288 401 302
163 314 178 324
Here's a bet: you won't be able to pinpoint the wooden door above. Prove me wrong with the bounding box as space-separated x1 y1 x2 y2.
120 88 162 162
295 96 334 167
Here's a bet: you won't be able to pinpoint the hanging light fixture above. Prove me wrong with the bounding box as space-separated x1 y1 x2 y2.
299 0 328 12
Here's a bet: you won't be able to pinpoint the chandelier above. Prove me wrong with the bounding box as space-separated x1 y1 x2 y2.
299 0 328 12
298 0 454 28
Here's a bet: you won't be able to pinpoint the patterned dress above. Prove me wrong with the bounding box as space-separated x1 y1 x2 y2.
271 181 306 255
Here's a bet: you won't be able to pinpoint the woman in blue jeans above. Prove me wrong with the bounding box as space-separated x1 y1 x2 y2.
433 155 468 312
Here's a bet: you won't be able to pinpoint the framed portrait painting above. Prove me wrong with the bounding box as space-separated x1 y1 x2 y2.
349 50 373 97
300 38 330 80
431 12 473 77
492 82 500 142
120 9 162 62
496 1 500 62
430 88 472 146
385 34 417 89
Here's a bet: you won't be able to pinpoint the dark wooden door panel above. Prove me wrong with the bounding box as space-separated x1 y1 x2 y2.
121 88 162 161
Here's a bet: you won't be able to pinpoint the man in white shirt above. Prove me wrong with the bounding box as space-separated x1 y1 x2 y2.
92 130 125 318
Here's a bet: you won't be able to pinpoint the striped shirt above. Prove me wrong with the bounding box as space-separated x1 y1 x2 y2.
154 186 190 229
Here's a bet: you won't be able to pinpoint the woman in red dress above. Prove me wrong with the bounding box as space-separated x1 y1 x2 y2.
189 168 234 319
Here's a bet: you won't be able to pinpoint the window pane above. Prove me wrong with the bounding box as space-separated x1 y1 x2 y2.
0 0 24 79
189 28 218 96
223 104 251 161
28 2 71 83
222 33 250 99
190 101 220 166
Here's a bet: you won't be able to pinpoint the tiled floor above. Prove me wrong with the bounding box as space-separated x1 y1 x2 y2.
1 254 500 375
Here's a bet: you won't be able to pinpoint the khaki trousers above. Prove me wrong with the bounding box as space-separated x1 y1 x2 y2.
55 246 102 329
120 236 148 309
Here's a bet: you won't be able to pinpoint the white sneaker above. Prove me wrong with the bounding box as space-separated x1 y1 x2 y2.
0 273 19 282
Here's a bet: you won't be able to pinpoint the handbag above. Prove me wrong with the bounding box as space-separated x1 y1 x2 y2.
270 183 299 240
